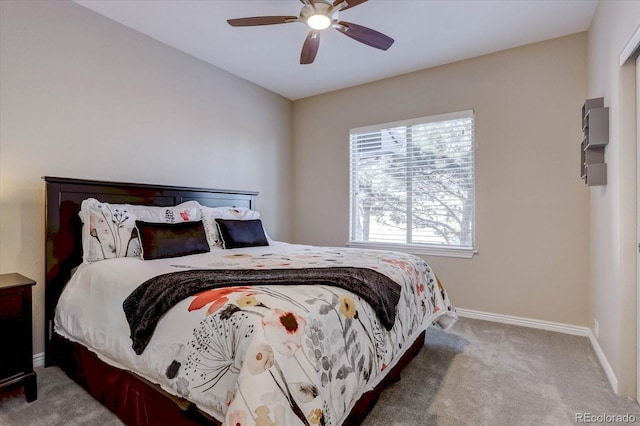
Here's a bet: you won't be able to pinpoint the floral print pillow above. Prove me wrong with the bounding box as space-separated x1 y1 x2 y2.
79 198 201 263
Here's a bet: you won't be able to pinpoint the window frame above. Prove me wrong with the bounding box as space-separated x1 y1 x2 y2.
347 109 476 259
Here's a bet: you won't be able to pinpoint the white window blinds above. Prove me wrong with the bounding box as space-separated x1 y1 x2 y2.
349 110 475 257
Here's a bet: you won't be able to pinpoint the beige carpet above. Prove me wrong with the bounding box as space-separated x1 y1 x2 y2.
364 318 639 425
1 318 638 425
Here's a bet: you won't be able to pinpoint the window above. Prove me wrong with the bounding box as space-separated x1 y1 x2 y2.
349 110 475 258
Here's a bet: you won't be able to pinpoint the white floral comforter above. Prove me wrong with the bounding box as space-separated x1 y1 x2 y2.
55 242 455 425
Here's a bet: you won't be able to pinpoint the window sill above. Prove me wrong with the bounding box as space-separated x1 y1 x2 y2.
346 241 476 259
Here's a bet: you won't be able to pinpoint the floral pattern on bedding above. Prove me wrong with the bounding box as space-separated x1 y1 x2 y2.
157 247 455 426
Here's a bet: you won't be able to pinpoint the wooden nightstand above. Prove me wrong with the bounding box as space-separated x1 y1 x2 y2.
0 273 37 402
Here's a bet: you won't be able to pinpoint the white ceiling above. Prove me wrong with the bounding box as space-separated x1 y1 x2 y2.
73 0 598 100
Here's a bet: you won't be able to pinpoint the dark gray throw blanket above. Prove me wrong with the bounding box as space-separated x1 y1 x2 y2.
123 267 401 355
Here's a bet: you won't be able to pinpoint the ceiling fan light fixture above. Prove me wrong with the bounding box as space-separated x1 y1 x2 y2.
307 14 332 30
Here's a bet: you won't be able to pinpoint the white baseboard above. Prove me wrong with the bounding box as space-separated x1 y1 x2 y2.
456 308 590 336
456 308 619 394
33 352 44 368
587 330 619 394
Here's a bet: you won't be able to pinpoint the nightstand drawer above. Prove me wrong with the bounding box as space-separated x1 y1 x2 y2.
0 288 28 379
0 290 24 320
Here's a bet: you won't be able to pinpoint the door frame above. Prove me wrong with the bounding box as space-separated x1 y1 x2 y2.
620 23 640 403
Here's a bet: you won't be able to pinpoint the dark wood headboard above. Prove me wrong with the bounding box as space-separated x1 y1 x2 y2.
44 176 258 366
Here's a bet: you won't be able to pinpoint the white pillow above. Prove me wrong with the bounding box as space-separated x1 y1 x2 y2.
200 206 261 248
79 198 201 263
129 201 200 223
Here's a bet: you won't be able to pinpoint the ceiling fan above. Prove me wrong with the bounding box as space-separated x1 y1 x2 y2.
227 0 394 64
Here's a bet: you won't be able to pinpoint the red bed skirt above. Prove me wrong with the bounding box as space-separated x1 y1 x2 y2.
54 330 426 425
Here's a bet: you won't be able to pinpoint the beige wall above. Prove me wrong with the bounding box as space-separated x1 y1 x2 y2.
588 1 640 398
0 1 293 354
292 33 590 327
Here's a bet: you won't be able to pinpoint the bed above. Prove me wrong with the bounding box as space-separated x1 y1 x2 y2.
44 176 455 426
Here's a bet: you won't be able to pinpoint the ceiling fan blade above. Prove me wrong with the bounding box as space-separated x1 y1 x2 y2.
333 0 367 11
227 16 297 27
300 31 321 64
335 21 394 50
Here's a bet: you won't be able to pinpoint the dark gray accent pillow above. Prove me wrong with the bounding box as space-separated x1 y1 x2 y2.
215 219 269 249
136 220 210 260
